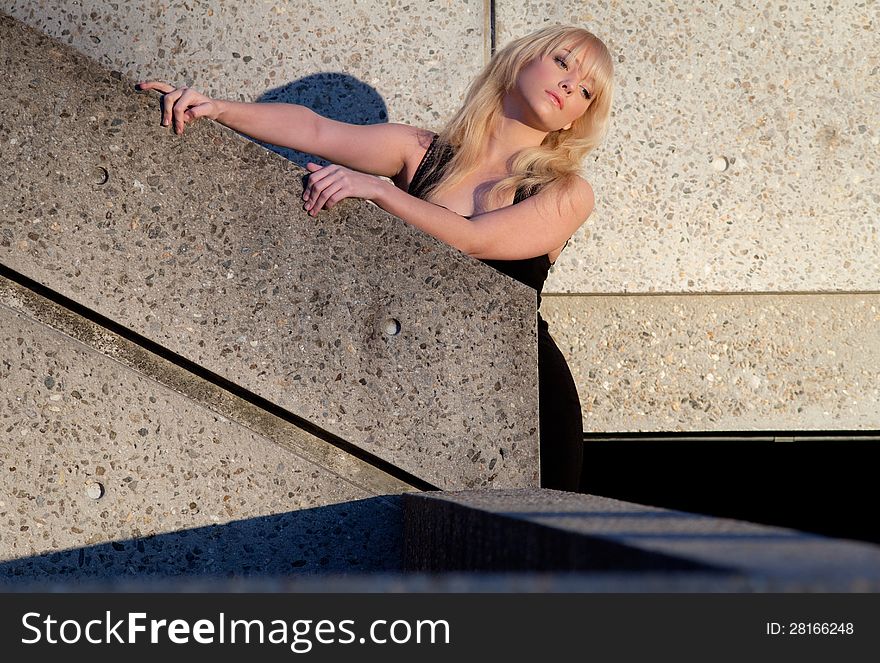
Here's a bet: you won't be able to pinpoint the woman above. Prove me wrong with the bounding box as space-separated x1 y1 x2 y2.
137 25 614 491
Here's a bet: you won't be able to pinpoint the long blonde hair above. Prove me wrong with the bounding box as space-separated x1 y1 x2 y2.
420 25 614 207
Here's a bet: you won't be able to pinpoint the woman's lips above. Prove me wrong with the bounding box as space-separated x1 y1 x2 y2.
546 90 563 109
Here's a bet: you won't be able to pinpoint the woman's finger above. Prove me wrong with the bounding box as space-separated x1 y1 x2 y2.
185 103 214 123
160 88 184 127
136 81 176 94
136 81 182 128
303 171 331 211
311 180 346 215
305 164 336 187
173 89 199 133
306 172 344 211
324 194 343 210
303 166 337 205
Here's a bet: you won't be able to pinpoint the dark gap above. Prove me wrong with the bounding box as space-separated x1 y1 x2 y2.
489 0 496 55
582 432 880 543
0 264 437 492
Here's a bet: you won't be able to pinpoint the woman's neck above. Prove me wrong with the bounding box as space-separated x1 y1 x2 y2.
481 114 548 172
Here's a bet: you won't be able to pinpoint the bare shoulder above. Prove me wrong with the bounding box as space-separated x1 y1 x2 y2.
414 127 438 147
531 173 595 219
562 174 595 210
469 173 595 260
398 126 437 159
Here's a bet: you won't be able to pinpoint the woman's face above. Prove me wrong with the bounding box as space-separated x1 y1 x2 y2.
509 45 596 132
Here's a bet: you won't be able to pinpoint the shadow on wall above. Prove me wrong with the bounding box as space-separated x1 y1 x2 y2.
0 497 403 586
250 73 390 168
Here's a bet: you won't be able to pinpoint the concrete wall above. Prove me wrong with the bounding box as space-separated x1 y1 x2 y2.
4 0 876 435
497 0 879 431
4 0 487 132
2 1 877 586
542 293 880 431
404 489 880 587
499 1 878 293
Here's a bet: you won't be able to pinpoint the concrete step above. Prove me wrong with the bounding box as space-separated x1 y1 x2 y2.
404 489 880 588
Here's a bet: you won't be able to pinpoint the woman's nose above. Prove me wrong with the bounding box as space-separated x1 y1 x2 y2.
559 80 573 94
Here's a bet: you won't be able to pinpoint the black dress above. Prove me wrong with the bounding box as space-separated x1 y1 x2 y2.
407 135 584 491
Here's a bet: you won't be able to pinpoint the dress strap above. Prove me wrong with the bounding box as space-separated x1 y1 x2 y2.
407 133 441 198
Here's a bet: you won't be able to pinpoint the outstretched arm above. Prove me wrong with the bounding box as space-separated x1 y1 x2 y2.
135 81 425 178
373 176 594 260
303 162 594 261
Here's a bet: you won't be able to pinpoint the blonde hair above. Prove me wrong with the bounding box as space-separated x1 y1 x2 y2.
420 25 614 207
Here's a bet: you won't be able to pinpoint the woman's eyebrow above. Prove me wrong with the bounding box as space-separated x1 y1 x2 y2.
560 48 585 69
560 48 593 84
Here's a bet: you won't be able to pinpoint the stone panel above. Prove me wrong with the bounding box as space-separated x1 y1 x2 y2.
497 1 879 293
0 14 540 489
541 293 880 431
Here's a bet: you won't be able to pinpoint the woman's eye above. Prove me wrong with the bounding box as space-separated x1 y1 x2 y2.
581 87 592 100
554 56 569 70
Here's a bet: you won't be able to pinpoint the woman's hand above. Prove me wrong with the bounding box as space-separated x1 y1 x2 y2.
135 81 222 134
302 162 385 216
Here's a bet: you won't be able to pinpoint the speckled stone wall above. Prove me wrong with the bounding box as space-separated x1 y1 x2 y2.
0 14 539 489
10 1 875 292
4 0 486 133
497 1 878 432
497 0 879 293
541 293 880 431
0 298 405 578
6 0 877 440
